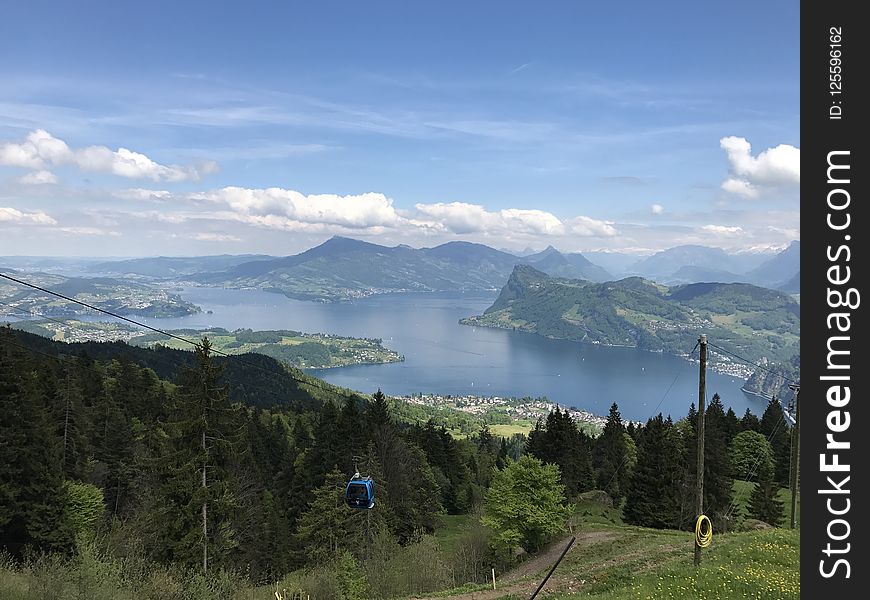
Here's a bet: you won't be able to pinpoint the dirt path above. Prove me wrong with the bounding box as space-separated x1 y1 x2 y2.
408 530 620 600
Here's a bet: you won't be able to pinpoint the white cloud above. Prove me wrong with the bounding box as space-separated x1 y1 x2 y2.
113 187 620 243
651 203 664 214
565 215 618 237
719 136 799 198
54 226 121 236
701 224 744 236
0 206 57 225
114 188 172 202
412 202 497 234
193 232 241 242
0 130 216 182
721 177 758 198
194 187 402 229
502 209 566 235
411 202 606 237
18 170 58 185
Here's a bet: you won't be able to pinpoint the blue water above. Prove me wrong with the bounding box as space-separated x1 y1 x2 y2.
129 287 762 422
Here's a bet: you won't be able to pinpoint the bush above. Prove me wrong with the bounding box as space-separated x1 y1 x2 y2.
729 431 775 481
64 481 105 541
482 456 569 559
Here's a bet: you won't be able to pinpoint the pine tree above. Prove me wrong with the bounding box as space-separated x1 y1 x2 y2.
723 406 740 447
294 468 369 562
525 417 546 459
624 414 682 529
740 407 761 432
367 388 391 430
747 460 784 527
0 329 74 555
525 408 594 497
760 398 791 485
595 403 629 503
697 395 734 530
150 337 241 571
338 395 368 470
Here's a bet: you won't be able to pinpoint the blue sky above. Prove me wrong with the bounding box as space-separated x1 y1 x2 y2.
0 1 799 256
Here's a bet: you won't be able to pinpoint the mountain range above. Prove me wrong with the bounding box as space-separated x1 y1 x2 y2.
86 254 276 278
73 237 799 301
620 242 800 290
187 236 614 301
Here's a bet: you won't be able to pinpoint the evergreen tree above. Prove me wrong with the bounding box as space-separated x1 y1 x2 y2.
723 406 740 447
295 468 374 563
740 407 761 432
338 396 368 471
305 401 343 488
624 414 683 529
525 417 546 459
496 437 509 469
149 338 242 571
367 388 390 430
747 460 784 527
626 421 640 444
693 395 734 530
595 403 630 503
525 409 594 497
759 398 791 485
0 329 74 555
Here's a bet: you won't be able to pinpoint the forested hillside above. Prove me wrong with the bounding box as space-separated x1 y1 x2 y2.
1 325 795 598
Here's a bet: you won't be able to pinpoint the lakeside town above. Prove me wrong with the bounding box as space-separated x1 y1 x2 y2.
392 392 641 430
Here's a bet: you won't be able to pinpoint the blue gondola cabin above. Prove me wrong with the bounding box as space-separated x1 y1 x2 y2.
345 474 375 509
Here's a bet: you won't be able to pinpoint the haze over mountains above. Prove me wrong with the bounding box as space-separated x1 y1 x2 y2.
190 237 797 301
10 237 798 302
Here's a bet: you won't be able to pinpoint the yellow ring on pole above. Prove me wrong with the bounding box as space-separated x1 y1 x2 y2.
695 515 713 548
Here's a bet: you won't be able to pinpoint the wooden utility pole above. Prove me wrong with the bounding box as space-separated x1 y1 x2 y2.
202 369 209 575
202 427 208 574
694 334 707 567
62 365 72 477
788 384 800 529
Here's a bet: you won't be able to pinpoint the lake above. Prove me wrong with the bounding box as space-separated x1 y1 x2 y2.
132 287 765 422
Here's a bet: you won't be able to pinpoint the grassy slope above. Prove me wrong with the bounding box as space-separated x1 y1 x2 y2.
0 496 800 600
431 496 799 600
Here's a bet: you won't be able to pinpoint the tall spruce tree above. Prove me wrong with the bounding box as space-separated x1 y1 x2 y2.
723 406 740 447
697 395 734 530
624 414 683 529
595 403 630 503
151 338 241 571
0 329 74 555
740 407 761 432
525 408 594 496
747 458 784 527
294 468 376 563
759 398 791 485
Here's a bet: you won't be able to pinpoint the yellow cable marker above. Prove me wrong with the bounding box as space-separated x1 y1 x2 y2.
695 514 713 548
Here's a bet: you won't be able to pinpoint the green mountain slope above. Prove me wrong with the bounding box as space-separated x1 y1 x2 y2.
196 236 613 301
462 265 800 365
